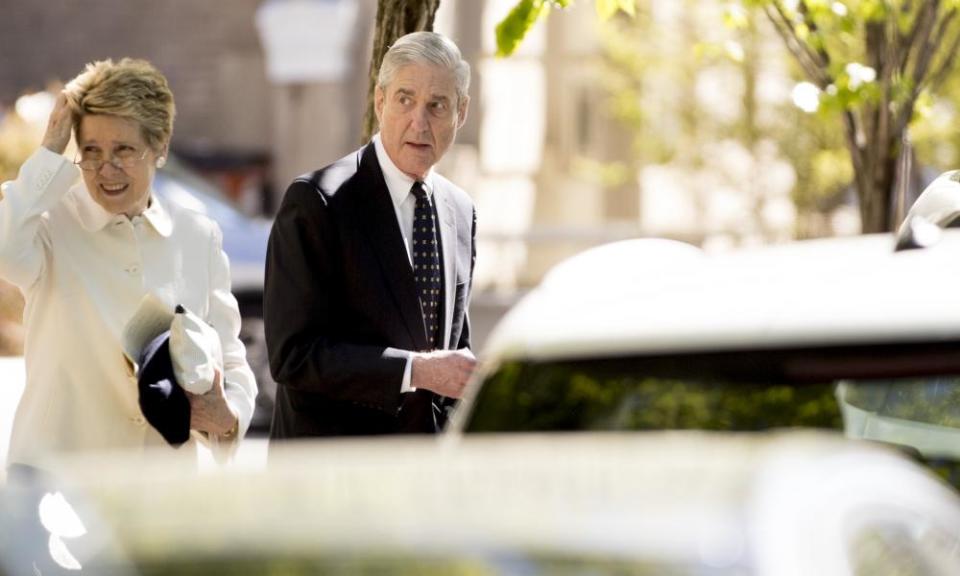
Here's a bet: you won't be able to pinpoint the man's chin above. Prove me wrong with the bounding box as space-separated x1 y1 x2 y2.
398 160 433 181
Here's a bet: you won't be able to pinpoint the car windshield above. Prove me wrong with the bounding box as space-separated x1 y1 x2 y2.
128 555 739 576
462 341 960 487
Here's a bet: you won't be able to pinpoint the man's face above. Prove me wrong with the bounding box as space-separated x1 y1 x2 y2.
375 62 468 181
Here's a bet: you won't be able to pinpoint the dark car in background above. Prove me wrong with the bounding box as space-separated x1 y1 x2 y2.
152 157 274 432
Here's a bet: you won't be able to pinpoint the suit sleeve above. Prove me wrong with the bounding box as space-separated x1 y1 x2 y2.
264 181 407 414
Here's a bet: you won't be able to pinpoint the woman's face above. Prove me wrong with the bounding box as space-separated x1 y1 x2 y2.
76 114 162 218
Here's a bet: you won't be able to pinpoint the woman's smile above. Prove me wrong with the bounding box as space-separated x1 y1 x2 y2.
98 182 130 195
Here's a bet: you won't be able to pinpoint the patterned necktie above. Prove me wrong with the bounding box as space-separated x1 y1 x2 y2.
411 181 441 348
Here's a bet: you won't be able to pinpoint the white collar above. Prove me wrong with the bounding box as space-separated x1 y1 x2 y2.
71 184 173 237
373 133 435 210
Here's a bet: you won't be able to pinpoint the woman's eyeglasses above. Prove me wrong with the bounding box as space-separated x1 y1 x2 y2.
74 148 149 172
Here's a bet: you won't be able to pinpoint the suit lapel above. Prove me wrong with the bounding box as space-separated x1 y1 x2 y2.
434 183 457 350
356 145 429 351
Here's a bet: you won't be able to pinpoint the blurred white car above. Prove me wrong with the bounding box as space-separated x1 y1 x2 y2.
898 169 960 231
1 432 958 575
447 232 960 490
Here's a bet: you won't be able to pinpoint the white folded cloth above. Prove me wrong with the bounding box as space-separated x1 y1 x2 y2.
121 293 222 394
170 305 223 394
122 293 175 364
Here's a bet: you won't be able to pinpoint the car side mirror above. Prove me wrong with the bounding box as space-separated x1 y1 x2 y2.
895 215 942 251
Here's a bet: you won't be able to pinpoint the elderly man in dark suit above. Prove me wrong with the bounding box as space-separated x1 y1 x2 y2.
265 31 477 437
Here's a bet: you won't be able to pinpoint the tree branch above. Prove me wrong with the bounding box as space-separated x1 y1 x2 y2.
797 1 832 71
908 1 941 93
927 23 960 92
899 0 933 71
762 3 831 87
892 8 960 141
922 8 960 92
773 2 830 75
887 1 944 145
841 108 865 178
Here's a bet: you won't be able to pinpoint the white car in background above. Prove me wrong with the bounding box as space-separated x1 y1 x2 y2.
447 230 960 493
5 186 960 574
6 230 957 576
1 432 958 575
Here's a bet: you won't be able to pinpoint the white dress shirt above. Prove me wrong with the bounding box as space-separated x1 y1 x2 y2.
372 134 436 393
373 133 436 264
0 147 257 467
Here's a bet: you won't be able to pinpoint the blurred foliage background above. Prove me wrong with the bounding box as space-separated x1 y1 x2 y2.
499 0 960 235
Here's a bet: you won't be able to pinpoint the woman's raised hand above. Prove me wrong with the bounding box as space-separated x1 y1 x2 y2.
41 92 74 155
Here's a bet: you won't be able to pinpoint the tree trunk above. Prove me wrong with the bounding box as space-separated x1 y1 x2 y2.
856 142 899 233
761 3 960 234
855 20 904 233
360 0 441 143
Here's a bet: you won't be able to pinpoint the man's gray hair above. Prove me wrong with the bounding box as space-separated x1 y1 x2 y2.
378 31 471 105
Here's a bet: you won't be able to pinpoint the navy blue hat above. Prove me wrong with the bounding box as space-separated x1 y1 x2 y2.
137 330 191 447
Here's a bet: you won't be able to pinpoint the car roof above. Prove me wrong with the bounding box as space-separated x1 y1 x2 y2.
3 432 957 575
482 232 960 362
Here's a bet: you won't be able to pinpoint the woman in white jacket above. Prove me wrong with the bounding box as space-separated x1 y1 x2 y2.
0 58 256 467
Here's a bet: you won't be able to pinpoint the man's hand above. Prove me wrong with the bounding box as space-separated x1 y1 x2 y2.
411 348 477 399
41 92 74 155
186 369 238 437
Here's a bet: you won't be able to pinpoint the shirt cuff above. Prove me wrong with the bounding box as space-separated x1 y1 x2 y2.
400 354 416 393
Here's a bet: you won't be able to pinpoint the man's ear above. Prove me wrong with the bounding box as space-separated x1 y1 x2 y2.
457 95 470 129
374 85 385 124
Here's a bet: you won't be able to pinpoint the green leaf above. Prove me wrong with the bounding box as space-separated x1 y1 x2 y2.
596 0 619 20
723 5 750 30
855 0 888 21
495 0 549 57
912 90 934 122
596 0 636 20
804 0 831 10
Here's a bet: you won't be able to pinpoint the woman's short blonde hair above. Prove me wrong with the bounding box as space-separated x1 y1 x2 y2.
64 58 176 152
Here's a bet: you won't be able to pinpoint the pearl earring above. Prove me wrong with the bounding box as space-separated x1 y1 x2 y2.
156 157 166 168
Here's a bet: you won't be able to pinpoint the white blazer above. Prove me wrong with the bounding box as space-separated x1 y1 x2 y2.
0 147 257 467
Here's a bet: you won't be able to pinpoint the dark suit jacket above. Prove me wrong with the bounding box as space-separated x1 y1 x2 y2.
265 143 476 438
